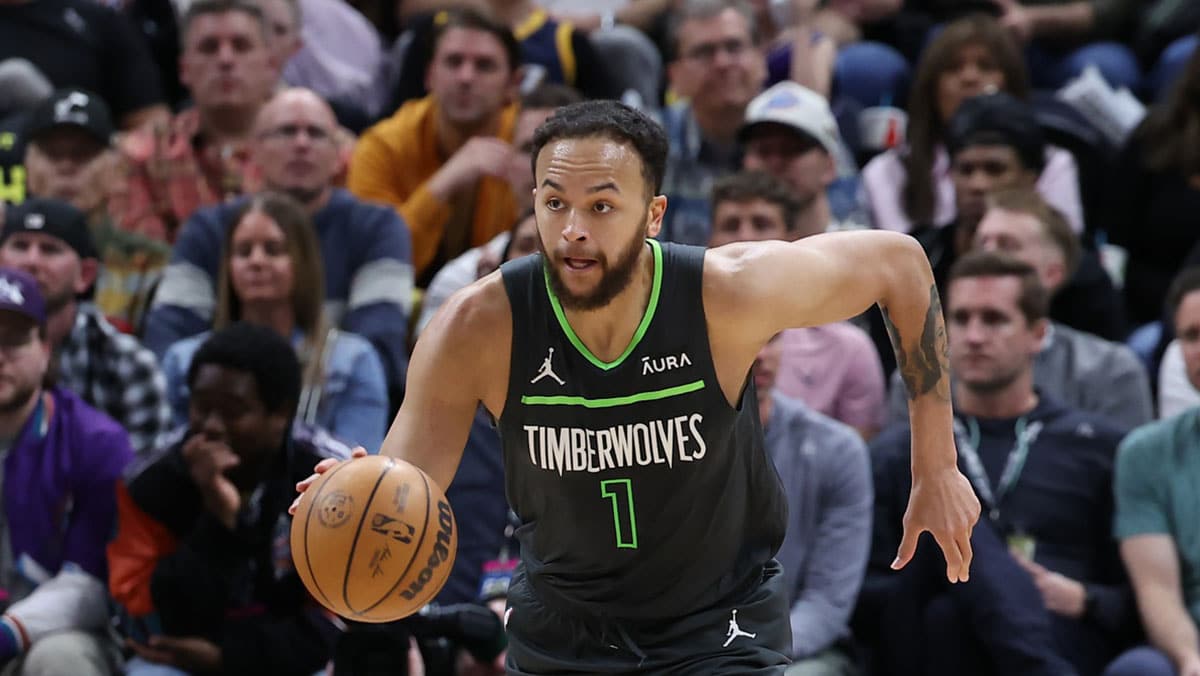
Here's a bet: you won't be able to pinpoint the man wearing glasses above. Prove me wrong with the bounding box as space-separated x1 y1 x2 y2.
660 0 766 246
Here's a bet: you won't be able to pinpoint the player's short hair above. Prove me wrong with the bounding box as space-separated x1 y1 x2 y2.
986 187 1081 279
181 0 267 46
530 100 668 200
188 322 302 415
667 0 759 61
430 7 521 73
948 250 1049 325
710 171 802 232
1168 267 1200 323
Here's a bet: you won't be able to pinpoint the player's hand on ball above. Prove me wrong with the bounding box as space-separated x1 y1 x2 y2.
288 446 368 515
892 464 980 583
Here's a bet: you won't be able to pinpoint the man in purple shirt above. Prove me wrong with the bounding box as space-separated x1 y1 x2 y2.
0 266 134 676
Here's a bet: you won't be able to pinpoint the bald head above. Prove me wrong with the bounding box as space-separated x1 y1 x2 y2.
255 88 338 134
252 88 343 207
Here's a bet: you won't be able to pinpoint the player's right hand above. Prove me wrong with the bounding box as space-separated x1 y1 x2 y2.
288 446 368 515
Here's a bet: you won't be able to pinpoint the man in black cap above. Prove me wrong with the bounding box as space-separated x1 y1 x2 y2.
0 197 170 458
19 88 170 335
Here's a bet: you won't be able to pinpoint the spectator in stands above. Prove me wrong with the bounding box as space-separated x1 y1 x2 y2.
756 331 872 675
709 170 885 439
111 0 280 243
888 193 1152 430
350 7 523 285
0 0 168 131
280 0 386 121
0 198 171 457
660 0 766 245
385 1 619 110
741 80 868 233
975 188 1124 340
20 89 170 335
862 15 1084 235
911 91 1045 292
1103 46 1200 329
1104 267 1200 676
542 0 665 108
162 192 388 451
144 88 412 406
415 83 582 336
0 267 132 676
757 0 911 112
989 0 1140 94
1156 332 1200 420
109 323 345 676
869 251 1134 676
257 0 303 75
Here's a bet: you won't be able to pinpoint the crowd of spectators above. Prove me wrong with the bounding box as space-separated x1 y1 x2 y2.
1 0 1200 673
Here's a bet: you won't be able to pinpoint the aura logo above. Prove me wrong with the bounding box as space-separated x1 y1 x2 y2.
641 352 691 375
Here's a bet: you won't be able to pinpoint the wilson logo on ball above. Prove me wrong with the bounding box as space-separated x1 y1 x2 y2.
400 500 455 600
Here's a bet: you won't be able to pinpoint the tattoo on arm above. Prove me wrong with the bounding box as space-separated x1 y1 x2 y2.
882 284 951 401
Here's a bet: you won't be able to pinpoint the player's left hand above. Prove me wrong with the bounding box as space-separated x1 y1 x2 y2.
892 464 980 583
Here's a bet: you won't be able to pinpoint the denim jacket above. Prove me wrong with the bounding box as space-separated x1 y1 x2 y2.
162 328 388 452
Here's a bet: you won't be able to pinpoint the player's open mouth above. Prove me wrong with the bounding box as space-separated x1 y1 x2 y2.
564 258 597 271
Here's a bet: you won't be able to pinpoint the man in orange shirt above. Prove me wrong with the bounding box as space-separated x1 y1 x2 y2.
348 8 524 285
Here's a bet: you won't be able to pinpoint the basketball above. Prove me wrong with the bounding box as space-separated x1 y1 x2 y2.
290 455 457 623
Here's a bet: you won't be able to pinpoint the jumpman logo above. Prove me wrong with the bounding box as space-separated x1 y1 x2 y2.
530 347 565 385
723 609 756 647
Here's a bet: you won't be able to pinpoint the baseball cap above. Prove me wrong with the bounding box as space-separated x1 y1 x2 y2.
740 81 842 157
946 92 1046 173
1 198 98 260
24 88 114 147
0 267 46 328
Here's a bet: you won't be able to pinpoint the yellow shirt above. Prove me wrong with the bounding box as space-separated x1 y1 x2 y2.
347 96 520 281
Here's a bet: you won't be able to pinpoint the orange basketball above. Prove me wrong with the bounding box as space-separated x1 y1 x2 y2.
290 455 457 623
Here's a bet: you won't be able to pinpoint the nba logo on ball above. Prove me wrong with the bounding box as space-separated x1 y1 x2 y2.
291 456 458 622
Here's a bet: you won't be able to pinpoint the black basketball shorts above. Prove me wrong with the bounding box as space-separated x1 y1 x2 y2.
503 560 792 675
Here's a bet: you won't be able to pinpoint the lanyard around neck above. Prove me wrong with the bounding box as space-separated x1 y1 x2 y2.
955 415 1042 522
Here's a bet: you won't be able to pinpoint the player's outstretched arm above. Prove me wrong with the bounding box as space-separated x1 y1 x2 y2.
709 230 980 582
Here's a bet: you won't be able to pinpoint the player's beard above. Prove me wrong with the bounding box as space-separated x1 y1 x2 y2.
538 217 648 312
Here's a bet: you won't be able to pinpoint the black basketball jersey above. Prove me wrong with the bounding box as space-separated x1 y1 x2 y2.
498 239 788 622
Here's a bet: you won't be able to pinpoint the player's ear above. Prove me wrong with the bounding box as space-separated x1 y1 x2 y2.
645 195 667 239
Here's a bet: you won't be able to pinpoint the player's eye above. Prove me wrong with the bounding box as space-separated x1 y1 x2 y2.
545 197 564 210
593 202 613 214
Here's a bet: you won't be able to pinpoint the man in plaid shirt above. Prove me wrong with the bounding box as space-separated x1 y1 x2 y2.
0 199 170 457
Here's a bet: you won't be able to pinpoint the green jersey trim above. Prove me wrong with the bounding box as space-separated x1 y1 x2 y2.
521 379 705 408
543 239 662 371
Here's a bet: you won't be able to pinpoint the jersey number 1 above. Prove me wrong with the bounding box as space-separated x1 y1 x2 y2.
600 478 639 549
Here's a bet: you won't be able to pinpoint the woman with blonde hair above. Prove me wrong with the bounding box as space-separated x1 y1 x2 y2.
162 191 388 451
862 14 1083 235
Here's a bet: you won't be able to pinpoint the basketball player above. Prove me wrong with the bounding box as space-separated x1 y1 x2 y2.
293 100 980 674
